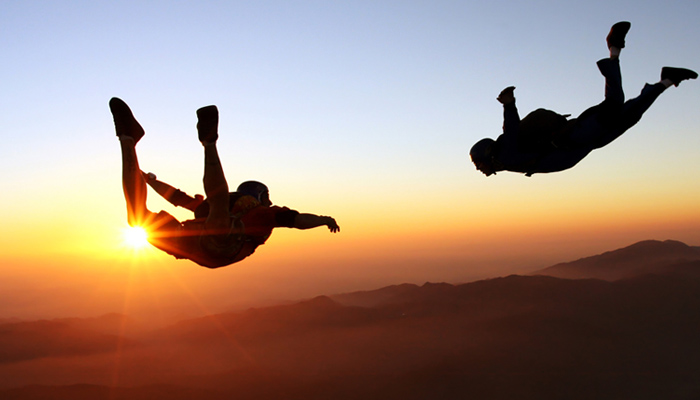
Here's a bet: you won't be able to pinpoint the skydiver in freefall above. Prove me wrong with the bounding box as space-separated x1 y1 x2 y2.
111 98 339 268
470 21 697 177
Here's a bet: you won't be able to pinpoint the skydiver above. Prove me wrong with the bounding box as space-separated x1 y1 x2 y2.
111 98 339 268
470 21 697 177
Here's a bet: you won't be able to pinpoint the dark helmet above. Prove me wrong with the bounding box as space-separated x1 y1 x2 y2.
470 138 498 176
237 180 270 205
469 138 496 163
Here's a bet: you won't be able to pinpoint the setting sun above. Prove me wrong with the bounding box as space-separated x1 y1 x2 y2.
122 226 150 249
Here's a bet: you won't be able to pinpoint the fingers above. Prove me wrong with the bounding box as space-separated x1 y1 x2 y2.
325 217 340 233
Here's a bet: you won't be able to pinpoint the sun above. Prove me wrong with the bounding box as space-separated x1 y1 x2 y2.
122 226 150 249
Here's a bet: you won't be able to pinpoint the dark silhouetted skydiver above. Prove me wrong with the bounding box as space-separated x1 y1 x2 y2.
470 21 697 177
111 98 340 268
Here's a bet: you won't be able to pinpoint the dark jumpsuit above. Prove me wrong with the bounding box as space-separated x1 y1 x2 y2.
494 58 665 176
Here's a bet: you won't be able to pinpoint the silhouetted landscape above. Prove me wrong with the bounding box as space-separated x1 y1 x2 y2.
2 239 700 399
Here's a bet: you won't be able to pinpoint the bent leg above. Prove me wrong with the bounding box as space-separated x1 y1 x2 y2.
618 66 697 132
567 58 625 148
580 82 665 150
119 138 151 226
198 106 231 233
203 143 230 229
573 58 624 125
596 58 624 119
618 82 666 132
110 98 151 226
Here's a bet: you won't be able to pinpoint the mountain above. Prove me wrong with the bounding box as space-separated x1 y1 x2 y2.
531 239 700 280
330 283 423 307
148 295 390 345
2 240 700 399
53 313 144 337
329 240 700 309
0 314 136 364
3 272 700 399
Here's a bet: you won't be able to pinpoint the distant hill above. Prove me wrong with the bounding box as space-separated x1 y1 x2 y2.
53 313 144 337
0 318 22 326
150 295 389 344
331 239 700 306
531 239 700 280
4 272 700 398
2 240 700 399
330 282 454 308
330 283 422 307
0 314 136 364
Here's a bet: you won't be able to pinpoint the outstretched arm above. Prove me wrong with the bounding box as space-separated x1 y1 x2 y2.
498 86 520 136
293 213 340 233
142 171 204 212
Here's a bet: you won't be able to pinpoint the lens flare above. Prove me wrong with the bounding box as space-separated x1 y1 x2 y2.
122 226 150 249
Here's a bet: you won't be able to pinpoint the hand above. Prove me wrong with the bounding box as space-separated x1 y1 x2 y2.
141 171 157 182
497 86 516 104
325 216 340 233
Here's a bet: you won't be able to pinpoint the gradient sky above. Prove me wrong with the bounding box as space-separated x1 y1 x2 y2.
1 0 699 321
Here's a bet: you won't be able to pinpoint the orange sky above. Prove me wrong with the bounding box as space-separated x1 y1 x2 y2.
2 2 700 323
2 179 700 323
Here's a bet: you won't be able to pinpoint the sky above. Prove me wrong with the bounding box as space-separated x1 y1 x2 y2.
1 0 699 322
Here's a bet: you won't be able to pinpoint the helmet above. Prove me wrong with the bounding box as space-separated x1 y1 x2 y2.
469 138 497 176
237 181 271 205
469 138 495 163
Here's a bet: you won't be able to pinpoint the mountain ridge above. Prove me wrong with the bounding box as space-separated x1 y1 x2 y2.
2 238 700 399
530 239 700 280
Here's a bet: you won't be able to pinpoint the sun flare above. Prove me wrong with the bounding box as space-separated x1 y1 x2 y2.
122 226 150 249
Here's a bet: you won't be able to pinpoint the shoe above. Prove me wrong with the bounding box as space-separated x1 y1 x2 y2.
109 97 144 143
606 21 631 49
661 67 698 87
197 105 219 144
